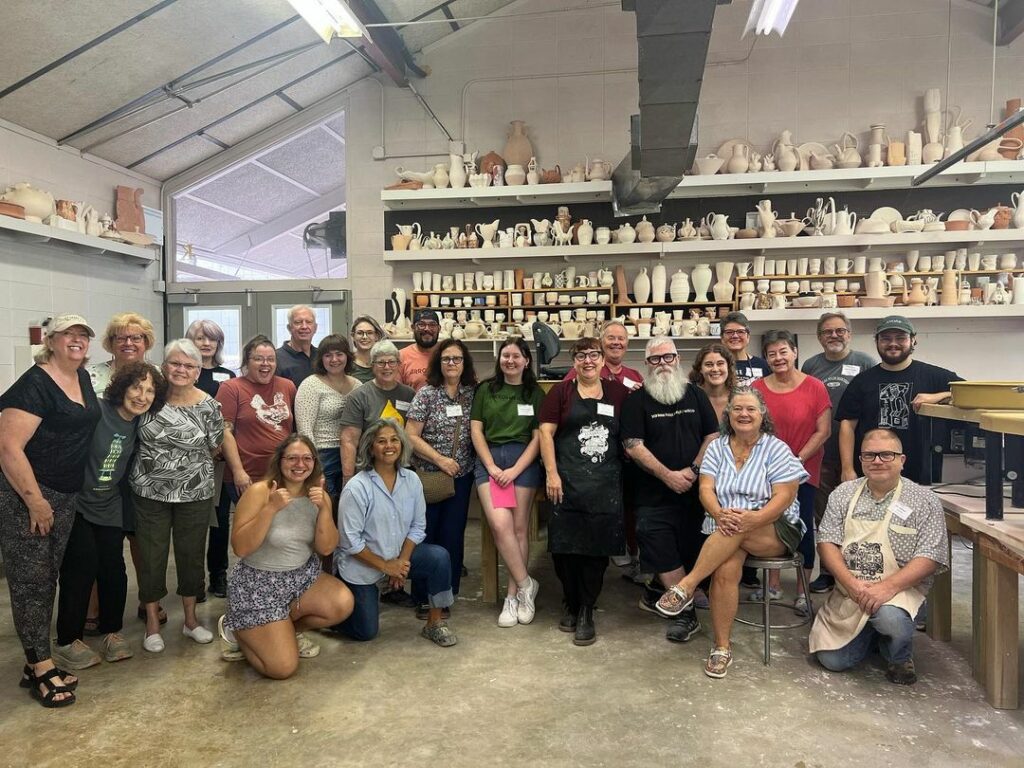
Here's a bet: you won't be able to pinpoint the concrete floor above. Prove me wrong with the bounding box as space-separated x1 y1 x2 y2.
1 529 1022 768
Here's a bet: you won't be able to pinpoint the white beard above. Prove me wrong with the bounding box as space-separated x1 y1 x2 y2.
644 366 687 405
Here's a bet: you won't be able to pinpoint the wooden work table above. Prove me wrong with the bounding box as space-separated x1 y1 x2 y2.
928 487 1023 709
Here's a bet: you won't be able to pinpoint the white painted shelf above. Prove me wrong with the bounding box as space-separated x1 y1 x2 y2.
739 304 1024 322
381 161 1024 210
385 229 1024 264
0 214 157 264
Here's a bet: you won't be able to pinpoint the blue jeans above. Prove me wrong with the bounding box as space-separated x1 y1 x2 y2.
332 543 454 641
815 604 916 671
423 473 473 596
318 448 342 499
796 482 816 570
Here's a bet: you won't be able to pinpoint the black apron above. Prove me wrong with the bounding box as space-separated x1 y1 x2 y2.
547 385 624 556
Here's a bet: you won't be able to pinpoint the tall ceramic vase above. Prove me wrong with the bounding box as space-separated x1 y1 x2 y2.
449 154 466 189
633 267 651 303
713 261 735 301
504 120 534 168
669 269 689 302
691 263 712 302
651 263 667 303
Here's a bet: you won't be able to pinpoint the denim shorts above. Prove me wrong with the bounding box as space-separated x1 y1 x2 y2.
473 441 541 488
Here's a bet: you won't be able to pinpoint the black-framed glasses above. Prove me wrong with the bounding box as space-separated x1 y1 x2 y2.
374 359 399 368
415 321 439 330
859 451 902 463
819 328 850 337
573 351 602 363
354 330 378 338
646 353 678 365
723 329 748 337
440 356 464 365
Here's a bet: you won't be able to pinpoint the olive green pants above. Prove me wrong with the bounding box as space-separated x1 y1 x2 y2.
132 493 212 603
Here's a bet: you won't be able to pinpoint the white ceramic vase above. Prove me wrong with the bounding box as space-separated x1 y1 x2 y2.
633 267 651 303
412 272 423 291
651 263 667 303
669 269 689 303
432 164 449 189
449 154 466 189
691 263 712 302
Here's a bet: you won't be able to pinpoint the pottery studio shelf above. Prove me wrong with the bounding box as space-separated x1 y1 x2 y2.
0 214 157 264
381 160 1024 210
738 304 1024 322
385 230 1024 264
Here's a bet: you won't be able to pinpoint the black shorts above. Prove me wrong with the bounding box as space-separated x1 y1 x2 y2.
635 502 706 575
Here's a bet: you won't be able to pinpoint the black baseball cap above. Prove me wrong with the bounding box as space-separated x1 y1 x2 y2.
875 315 915 336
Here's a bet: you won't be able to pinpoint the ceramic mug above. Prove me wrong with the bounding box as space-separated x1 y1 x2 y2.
764 259 777 275
968 252 981 270
865 271 892 298
1000 253 1018 269
918 255 932 272
837 258 852 274
853 256 867 273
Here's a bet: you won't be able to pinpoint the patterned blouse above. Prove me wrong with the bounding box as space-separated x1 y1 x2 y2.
699 433 809 535
294 374 361 450
130 396 225 502
818 478 949 592
406 383 476 476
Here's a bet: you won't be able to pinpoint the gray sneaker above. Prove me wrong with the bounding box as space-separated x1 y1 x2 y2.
665 610 701 643
421 620 458 647
53 639 101 670
516 576 539 624
102 633 133 663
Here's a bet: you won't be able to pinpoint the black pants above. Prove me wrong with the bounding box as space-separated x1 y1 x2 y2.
56 514 127 645
207 483 233 580
552 553 607 611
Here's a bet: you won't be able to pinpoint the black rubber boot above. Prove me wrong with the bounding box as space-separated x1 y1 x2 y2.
558 603 577 633
574 606 596 646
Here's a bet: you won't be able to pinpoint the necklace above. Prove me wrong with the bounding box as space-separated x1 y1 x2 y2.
730 436 757 468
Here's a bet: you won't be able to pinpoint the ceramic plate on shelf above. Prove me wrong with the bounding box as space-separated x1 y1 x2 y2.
716 138 755 163
948 208 972 222
798 142 829 171
869 206 903 224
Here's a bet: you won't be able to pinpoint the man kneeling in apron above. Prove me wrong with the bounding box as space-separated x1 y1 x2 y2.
809 428 948 685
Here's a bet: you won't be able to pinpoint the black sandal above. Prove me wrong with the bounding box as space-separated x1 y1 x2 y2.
83 616 101 636
28 667 76 708
136 605 168 624
19 664 78 691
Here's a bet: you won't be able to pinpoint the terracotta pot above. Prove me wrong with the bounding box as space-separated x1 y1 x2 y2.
992 204 1012 229
415 295 429 307
945 220 970 231
478 151 505 178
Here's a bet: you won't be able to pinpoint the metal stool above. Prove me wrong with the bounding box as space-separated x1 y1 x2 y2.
734 554 814 665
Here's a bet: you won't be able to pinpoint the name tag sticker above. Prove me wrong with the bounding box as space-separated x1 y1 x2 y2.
622 377 638 390
517 404 534 416
751 368 763 378
842 364 861 377
212 372 230 382
396 400 411 411
445 404 463 417
891 501 912 521
597 403 614 417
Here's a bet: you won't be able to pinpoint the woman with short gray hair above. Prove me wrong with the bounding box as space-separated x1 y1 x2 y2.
130 339 241 653
331 419 458 646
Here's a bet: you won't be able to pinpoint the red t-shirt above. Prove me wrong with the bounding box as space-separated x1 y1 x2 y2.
753 375 831 487
215 376 296 482
398 344 433 391
563 363 644 390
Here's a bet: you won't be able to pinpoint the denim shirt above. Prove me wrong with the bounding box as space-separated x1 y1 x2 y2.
335 467 426 585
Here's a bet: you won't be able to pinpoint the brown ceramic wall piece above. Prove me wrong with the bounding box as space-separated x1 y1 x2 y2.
114 186 146 234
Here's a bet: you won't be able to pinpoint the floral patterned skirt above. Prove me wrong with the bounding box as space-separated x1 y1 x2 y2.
225 554 320 631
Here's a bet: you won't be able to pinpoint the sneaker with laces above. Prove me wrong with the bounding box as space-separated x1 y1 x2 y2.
749 586 783 602
53 639 101 670
421 620 458 647
809 573 835 593
794 595 811 617
665 610 701 643
101 633 133 663
498 596 519 627
516 576 539 624
218 615 243 662
886 659 917 685
296 632 320 658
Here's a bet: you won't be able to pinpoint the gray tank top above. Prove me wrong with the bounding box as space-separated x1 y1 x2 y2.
243 496 317 572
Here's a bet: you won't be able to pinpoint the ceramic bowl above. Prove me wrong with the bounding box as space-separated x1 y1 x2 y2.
694 155 725 175
791 296 820 308
945 220 970 231
570 295 585 305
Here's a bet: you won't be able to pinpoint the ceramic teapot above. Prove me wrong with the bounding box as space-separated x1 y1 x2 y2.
656 223 676 242
833 132 862 168
616 222 637 244
586 156 612 181
970 208 997 231
635 216 656 243
1 182 56 223
464 319 487 339
703 212 730 241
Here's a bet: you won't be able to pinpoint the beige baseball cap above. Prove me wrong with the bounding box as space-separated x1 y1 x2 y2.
45 313 96 338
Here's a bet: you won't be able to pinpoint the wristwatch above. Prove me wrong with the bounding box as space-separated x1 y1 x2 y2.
690 462 700 474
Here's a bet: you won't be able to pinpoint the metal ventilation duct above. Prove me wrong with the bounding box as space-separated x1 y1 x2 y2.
612 0 720 216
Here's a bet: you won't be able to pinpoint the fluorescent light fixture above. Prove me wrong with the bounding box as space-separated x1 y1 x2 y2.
743 0 800 37
285 0 369 43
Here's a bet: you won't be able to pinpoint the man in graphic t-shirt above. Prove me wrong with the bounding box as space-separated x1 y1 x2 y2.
721 312 768 387
398 309 439 391
836 316 962 485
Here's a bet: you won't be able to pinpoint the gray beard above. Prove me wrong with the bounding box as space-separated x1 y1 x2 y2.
644 367 687 405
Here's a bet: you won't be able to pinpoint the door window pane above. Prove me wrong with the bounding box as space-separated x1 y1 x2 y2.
184 307 242 372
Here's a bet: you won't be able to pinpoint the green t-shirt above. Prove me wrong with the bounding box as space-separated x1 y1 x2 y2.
470 381 544 445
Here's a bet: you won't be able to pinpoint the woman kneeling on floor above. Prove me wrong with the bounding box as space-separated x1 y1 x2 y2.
331 419 458 647
220 435 354 679
654 386 808 678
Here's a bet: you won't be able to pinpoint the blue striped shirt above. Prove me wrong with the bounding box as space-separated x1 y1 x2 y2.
699 434 809 535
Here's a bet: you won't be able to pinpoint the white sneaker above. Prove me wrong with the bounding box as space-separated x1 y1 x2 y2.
498 596 519 627
143 633 165 653
217 616 243 662
516 576 539 624
794 595 811 617
182 624 214 644
610 553 633 567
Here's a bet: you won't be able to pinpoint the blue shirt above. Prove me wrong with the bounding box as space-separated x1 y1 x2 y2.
335 467 426 585
699 433 809 535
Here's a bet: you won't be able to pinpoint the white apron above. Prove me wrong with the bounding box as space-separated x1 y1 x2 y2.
808 478 926 653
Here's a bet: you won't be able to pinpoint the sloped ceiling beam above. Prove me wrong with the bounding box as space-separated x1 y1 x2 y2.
999 0 1024 44
344 0 425 85
214 184 347 253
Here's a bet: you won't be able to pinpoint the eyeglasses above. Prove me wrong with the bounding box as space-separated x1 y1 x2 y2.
859 451 902 463
819 328 850 337
114 334 145 344
723 329 748 337
250 356 276 365
646 353 678 365
415 322 439 330
283 454 315 463
374 359 399 368
354 330 378 338
573 351 603 363
166 361 198 371
440 356 464 365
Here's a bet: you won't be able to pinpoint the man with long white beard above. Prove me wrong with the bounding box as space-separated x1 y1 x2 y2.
621 337 719 643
